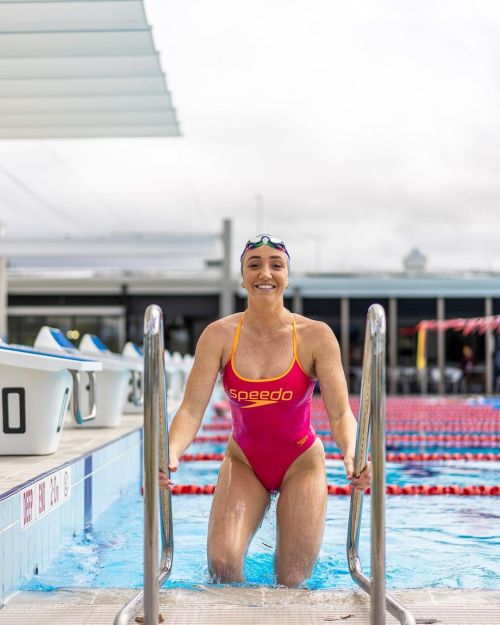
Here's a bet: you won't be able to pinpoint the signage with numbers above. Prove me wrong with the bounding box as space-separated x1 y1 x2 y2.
20 466 71 529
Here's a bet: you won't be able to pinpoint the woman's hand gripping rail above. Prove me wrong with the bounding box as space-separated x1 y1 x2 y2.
314 324 372 491
159 324 224 491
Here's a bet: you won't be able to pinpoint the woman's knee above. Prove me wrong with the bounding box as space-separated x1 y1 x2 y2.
275 560 313 588
208 550 244 583
274 545 317 588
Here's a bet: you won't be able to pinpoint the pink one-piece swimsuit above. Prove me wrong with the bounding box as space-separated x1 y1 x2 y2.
222 314 317 492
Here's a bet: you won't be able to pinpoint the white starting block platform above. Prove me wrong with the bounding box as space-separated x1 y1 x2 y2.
0 342 102 455
78 334 143 427
34 327 143 428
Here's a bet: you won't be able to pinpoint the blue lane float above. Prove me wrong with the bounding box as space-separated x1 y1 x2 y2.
0 340 102 455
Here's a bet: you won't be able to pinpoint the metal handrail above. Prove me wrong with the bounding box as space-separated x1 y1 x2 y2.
69 370 97 424
346 304 415 625
115 305 174 625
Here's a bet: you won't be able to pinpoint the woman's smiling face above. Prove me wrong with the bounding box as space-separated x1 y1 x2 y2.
241 245 289 297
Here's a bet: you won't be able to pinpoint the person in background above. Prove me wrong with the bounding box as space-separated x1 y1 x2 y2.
460 345 476 392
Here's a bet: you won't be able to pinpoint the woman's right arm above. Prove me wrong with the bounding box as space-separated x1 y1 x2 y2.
166 323 225 474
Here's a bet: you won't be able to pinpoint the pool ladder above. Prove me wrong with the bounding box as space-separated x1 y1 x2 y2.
347 304 415 625
115 303 415 624
114 305 173 625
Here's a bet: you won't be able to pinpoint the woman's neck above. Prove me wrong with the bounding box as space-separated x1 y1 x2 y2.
244 300 291 331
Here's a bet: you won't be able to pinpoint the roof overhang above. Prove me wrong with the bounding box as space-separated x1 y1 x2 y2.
0 0 180 138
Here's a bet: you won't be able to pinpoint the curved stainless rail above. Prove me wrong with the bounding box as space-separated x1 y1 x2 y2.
115 305 174 625
346 304 415 625
69 370 97 424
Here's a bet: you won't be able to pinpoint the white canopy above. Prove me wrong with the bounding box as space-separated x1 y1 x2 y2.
0 0 180 138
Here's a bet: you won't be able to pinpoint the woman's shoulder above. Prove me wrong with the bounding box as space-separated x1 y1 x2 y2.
292 313 337 340
201 313 243 343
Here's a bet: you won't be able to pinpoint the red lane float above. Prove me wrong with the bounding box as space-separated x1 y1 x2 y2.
181 452 500 462
194 433 500 444
203 422 499 433
169 484 500 495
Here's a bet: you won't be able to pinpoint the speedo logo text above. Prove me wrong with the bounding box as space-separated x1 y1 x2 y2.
229 387 294 408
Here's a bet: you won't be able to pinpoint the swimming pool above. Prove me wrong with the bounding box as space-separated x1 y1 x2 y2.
22 459 500 592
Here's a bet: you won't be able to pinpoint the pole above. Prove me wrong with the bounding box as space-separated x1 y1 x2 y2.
220 219 233 317
437 298 445 394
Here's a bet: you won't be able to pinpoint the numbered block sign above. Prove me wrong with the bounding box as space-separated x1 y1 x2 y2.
20 466 71 529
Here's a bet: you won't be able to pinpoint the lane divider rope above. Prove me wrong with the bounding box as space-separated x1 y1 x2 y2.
203 422 499 432
194 433 500 444
164 484 499 496
181 452 500 462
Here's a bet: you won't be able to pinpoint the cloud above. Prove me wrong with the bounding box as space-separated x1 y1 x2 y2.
0 0 499 274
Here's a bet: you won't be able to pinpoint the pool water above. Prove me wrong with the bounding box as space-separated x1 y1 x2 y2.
23 461 500 591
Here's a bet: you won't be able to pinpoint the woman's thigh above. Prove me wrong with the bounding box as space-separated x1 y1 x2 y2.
275 439 327 586
207 452 270 576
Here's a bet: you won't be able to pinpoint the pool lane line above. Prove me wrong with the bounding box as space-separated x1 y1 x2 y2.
180 451 500 462
165 484 500 495
193 433 500 444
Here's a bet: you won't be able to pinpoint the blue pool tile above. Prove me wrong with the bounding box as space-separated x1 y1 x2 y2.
72 459 84 486
50 507 61 558
32 521 43 570
2 524 14 602
0 522 4 604
20 526 29 584
27 520 37 581
11 515 21 595
0 496 12 533
84 455 93 531
41 514 49 570
61 499 72 544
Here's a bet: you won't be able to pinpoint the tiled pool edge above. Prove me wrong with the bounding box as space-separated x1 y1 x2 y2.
2 588 500 625
0 427 142 606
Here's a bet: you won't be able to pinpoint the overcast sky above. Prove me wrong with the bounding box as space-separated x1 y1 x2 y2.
1 0 499 274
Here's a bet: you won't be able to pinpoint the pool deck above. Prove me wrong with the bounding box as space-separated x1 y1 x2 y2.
0 587 499 625
0 414 143 496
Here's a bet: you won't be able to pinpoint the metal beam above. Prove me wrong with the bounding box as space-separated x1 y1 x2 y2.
437 298 445 394
219 219 233 318
340 297 350 389
0 234 218 257
292 287 303 315
388 298 397 395
485 297 493 395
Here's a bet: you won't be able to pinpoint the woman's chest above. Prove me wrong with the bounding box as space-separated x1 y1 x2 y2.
232 333 313 379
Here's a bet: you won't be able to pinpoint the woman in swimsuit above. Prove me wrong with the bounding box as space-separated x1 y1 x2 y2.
160 234 371 587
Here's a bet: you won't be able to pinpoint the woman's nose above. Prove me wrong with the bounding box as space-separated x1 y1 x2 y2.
258 263 273 278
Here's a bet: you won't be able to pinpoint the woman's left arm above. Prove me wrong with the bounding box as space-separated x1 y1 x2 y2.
313 322 371 491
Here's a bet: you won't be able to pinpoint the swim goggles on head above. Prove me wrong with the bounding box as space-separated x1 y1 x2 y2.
240 234 290 262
